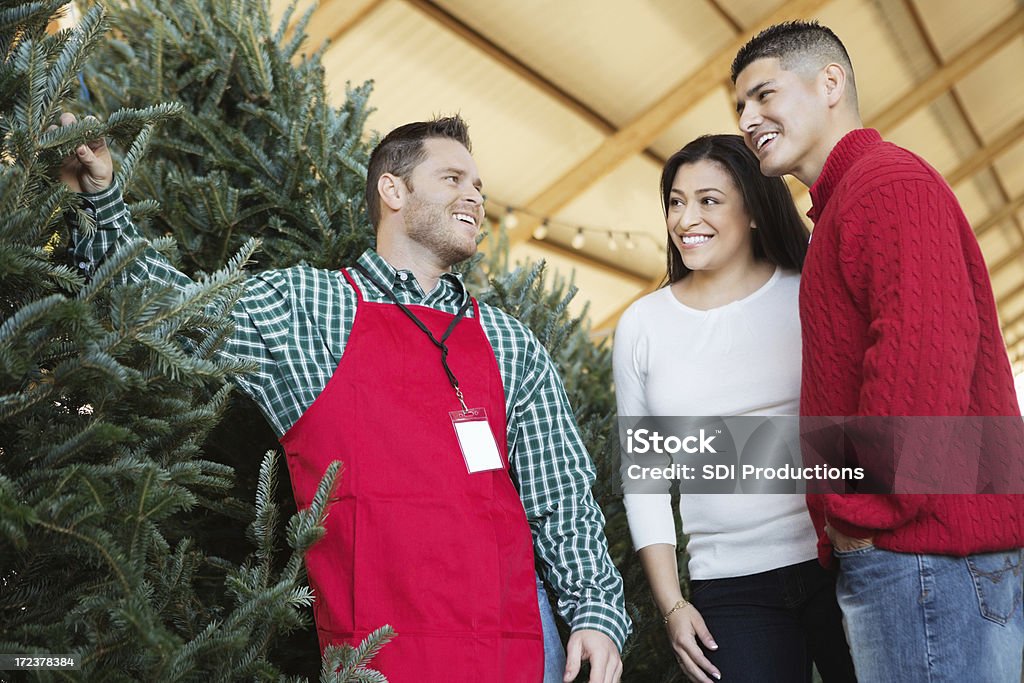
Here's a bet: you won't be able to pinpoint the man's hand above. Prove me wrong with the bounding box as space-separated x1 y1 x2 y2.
563 629 621 683
665 603 720 682
51 112 112 193
825 524 874 552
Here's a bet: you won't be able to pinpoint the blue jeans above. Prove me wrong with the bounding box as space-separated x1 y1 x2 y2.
689 559 856 682
835 546 1024 682
538 573 567 683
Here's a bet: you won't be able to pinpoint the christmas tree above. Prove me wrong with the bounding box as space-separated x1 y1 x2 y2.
0 1 391 680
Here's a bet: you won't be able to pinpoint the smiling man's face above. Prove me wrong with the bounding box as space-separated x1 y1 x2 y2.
400 137 485 266
734 57 833 186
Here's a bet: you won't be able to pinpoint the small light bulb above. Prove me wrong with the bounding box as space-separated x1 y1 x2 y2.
625 233 637 250
533 220 549 241
607 232 618 251
572 228 586 250
504 208 519 230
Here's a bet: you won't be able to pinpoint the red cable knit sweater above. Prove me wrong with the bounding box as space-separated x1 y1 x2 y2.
801 128 1024 566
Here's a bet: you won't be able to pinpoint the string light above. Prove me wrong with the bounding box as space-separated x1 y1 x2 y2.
488 202 665 254
571 228 586 250
532 219 549 241
502 206 519 230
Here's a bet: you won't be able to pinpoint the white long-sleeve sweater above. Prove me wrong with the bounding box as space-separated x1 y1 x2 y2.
613 268 817 580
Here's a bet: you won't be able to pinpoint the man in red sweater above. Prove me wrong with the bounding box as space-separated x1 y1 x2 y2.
731 21 1024 682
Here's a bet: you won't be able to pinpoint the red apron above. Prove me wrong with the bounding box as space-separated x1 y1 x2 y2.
279 268 543 682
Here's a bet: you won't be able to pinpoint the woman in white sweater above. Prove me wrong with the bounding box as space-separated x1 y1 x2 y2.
613 135 854 682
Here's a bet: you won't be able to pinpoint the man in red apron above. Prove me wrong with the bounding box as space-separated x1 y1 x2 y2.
61 112 630 682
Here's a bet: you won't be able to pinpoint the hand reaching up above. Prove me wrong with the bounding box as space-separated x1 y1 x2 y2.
52 112 112 193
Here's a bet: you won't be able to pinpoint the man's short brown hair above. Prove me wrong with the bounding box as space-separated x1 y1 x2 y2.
364 116 472 229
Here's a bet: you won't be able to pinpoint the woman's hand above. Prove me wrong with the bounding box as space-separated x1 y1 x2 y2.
665 602 720 682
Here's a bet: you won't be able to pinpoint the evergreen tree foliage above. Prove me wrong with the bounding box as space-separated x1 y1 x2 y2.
1 2 389 680
82 0 375 274
78 0 381 674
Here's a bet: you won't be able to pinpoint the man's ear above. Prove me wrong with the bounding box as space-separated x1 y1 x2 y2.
378 173 405 212
822 63 847 108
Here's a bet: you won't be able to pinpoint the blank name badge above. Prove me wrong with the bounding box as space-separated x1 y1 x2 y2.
450 408 504 473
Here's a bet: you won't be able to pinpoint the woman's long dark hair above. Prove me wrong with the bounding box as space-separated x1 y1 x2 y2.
660 134 809 284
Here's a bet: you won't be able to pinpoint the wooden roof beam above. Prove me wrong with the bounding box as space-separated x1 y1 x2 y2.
1002 307 1024 343
870 8 1024 134
947 119 1024 188
401 0 663 169
900 0 1024 243
403 0 614 135
997 279 1024 345
983 195 1024 274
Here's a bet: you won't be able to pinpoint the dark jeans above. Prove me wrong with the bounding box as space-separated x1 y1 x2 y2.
689 559 855 683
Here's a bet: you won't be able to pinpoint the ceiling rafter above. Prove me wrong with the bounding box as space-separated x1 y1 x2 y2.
998 284 1024 324
985 196 1024 273
870 8 1024 134
401 0 664 168
983 194 1024 240
901 0 1024 244
505 0 830 246
994 291 1024 349
1002 307 1024 344
705 0 744 34
945 119 1024 188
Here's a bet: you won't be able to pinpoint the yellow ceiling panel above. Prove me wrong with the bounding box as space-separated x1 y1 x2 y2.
716 0 789 29
993 138 1024 197
553 154 666 257
910 0 1020 61
953 37 1024 144
652 85 739 160
435 0 737 126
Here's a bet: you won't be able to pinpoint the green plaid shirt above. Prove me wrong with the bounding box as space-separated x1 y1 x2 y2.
70 182 631 649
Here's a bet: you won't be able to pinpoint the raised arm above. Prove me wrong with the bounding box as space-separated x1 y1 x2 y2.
59 112 202 291
56 113 333 438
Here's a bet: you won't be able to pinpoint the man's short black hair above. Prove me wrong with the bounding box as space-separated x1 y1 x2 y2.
364 115 472 229
730 20 856 100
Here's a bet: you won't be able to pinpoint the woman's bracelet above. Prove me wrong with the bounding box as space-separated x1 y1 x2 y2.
662 598 689 624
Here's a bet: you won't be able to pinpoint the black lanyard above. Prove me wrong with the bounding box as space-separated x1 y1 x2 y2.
354 264 473 410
